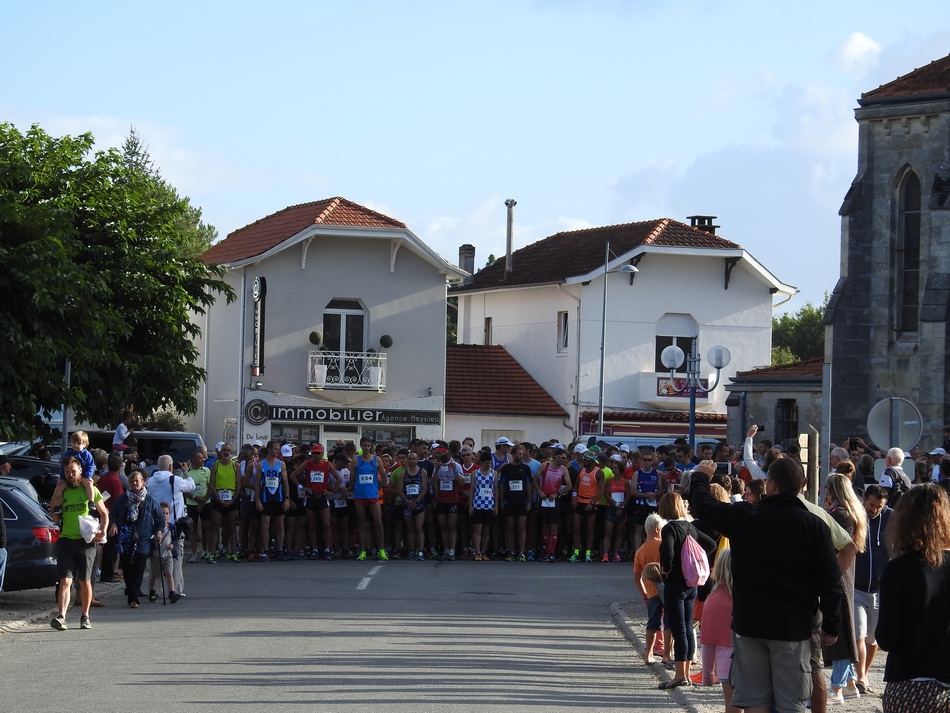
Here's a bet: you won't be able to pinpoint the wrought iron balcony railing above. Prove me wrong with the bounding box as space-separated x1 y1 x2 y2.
307 350 386 391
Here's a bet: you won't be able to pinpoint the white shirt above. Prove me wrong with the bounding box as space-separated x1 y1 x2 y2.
146 470 196 522
113 423 130 446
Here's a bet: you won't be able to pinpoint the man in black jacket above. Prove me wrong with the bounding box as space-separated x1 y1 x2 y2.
853 484 892 694
688 458 842 713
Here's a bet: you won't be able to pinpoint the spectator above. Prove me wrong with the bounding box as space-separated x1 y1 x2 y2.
853 484 892 695
687 458 843 712
147 455 195 598
878 448 912 505
876 483 950 711
96 452 125 583
149 502 180 603
700 548 738 712
109 469 164 608
634 512 669 666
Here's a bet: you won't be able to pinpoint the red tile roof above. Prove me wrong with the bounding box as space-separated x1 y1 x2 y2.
861 54 950 104
452 218 741 293
580 410 727 423
201 197 406 265
446 344 567 418
732 357 823 380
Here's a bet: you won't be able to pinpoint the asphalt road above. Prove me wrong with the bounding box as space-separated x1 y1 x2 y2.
0 558 687 713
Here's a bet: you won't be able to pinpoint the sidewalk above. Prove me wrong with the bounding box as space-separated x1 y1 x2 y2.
611 600 885 713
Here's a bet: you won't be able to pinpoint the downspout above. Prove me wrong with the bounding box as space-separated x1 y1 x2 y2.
238 269 247 443
557 282 581 439
202 305 210 439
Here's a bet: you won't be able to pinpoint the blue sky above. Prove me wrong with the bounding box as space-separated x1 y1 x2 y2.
3 1 949 310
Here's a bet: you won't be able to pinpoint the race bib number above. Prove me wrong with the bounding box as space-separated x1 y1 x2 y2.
541 498 556 508
333 497 347 508
477 487 492 499
439 480 453 491
646 498 657 507
611 492 624 504
509 480 523 492
358 473 374 485
405 484 420 497
463 474 471 484
194 483 207 497
218 489 233 503
310 472 324 484
265 476 279 490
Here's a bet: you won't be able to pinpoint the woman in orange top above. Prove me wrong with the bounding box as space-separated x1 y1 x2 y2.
570 452 604 563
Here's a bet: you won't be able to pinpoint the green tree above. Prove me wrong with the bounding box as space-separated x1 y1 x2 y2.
772 295 828 364
0 123 234 442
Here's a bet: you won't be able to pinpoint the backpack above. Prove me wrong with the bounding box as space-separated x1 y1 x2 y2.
681 530 710 587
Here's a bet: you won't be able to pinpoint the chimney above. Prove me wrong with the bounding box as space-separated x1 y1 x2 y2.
504 199 517 276
686 215 719 234
459 243 475 283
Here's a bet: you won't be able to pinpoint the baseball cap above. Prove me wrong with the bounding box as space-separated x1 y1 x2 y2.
610 453 623 462
930 447 947 456
280 444 293 458
251 439 263 447
573 444 588 454
310 444 325 454
582 451 597 460
495 437 514 446
551 442 566 449
215 441 225 451
619 444 630 453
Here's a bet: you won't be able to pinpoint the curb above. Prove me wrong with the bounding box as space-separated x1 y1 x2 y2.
609 601 703 713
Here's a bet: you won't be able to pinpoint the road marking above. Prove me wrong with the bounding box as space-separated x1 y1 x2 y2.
356 578 372 590
368 566 382 575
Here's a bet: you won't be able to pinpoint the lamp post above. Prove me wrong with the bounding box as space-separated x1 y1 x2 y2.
597 241 638 434
660 339 731 449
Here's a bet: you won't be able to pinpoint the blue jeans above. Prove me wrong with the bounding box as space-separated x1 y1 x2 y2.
831 659 855 688
664 583 697 662
0 547 7 592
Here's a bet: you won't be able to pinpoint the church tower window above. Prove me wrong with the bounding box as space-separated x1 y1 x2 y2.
896 172 920 332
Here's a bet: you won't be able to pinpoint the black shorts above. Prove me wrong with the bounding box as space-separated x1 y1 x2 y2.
57 537 97 581
633 502 658 526
435 502 460 516
331 499 352 519
306 495 330 512
604 504 627 524
538 499 560 525
259 499 285 519
212 501 239 515
470 509 495 526
573 501 598 517
286 501 305 518
503 502 527 518
187 503 213 523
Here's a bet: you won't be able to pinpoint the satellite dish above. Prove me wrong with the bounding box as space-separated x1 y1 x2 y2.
866 397 923 452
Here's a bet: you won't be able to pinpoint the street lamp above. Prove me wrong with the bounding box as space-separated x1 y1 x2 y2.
660 339 731 449
598 241 638 434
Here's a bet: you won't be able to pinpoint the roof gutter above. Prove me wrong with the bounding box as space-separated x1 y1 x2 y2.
858 90 950 107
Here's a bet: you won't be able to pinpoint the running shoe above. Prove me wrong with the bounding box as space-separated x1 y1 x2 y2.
568 552 580 563
188 554 198 564
149 592 158 602
584 554 593 563
80 615 91 630
324 549 333 561
356 551 368 561
516 553 526 562
258 552 269 562
446 550 455 561
227 553 240 562
505 554 516 562
379 549 389 561
613 553 622 562
207 553 217 563
526 550 535 562
601 553 610 563
51 615 67 631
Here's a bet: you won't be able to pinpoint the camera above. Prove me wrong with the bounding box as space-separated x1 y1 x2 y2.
175 516 193 538
714 462 734 477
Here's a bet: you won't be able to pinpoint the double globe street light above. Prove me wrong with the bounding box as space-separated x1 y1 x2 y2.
660 341 731 449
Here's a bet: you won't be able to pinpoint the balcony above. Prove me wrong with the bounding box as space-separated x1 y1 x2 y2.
308 350 387 392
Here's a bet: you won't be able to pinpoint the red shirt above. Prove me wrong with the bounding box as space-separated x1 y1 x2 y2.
97 470 125 512
303 459 331 493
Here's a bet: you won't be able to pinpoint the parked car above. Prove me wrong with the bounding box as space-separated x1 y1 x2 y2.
584 434 722 452
82 430 205 467
1 484 60 592
7 456 60 506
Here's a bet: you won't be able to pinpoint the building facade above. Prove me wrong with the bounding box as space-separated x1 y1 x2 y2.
453 217 796 442
826 55 950 448
191 197 466 449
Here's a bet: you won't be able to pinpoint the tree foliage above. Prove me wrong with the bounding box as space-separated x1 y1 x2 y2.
771 295 828 364
0 123 234 442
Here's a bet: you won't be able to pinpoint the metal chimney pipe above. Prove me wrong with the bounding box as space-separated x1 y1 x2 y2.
504 199 517 276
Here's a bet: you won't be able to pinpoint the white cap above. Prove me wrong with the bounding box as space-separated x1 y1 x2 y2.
610 453 623 462
280 444 293 458
552 442 565 449
573 444 588 454
619 444 630 452
495 437 514 446
930 447 947 456
215 441 226 452
251 440 263 447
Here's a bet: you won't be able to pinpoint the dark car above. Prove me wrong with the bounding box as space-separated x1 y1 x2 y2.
7 456 60 506
1 484 60 592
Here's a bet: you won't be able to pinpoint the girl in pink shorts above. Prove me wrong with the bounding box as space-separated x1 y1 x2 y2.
700 548 738 713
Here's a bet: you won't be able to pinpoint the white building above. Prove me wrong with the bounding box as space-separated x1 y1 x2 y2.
453 216 796 442
191 197 467 449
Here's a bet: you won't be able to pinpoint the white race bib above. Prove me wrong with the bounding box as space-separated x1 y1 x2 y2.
646 498 657 507
265 476 279 490
463 474 471 484
477 487 492 499
439 480 453 491
218 489 233 503
310 472 324 484
509 480 523 492
358 473 374 485
611 492 624 504
333 497 347 508
405 484 420 497
541 498 556 508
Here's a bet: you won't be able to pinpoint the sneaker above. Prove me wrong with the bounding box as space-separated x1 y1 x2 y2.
568 552 580 563
324 550 333 561
517 553 526 562
50 615 67 631
207 553 217 563
258 552 269 562
526 550 535 562
356 551 367 561
188 554 198 564
505 554 516 562
148 592 157 602
80 615 91 630
446 550 455 561
169 591 181 604
601 553 610 563
841 686 860 700
613 553 622 562
585 554 593 563
379 549 389 561
227 553 240 562
827 688 845 705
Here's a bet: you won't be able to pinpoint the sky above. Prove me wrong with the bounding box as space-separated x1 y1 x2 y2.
2 1 949 311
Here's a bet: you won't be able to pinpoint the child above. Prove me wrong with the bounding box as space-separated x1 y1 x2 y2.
634 513 671 665
700 548 738 712
51 431 97 510
149 502 181 603
113 410 134 452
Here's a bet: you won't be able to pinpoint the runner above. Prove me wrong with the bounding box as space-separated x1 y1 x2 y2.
457 446 478 559
290 444 336 560
601 453 629 561
399 451 428 560
534 448 571 562
431 445 465 560
209 443 240 562
185 450 213 562
470 450 499 561
351 437 388 561
631 448 666 552
254 440 291 562
499 445 533 562
328 451 353 558
570 452 604 563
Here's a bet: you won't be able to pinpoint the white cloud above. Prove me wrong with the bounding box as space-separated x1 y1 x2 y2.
829 32 882 76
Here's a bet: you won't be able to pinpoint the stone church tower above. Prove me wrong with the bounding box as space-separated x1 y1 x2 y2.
827 54 950 447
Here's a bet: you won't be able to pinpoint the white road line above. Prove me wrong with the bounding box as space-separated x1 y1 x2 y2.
368 566 382 575
356 577 372 590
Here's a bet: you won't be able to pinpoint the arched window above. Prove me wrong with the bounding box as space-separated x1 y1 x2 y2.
897 172 921 332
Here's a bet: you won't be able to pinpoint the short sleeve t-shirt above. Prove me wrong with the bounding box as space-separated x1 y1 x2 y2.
499 462 532 505
186 467 211 505
61 485 103 540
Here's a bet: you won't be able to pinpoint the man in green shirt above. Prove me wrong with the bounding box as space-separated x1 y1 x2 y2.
51 456 109 631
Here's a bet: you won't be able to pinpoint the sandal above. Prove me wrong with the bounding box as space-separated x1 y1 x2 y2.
658 678 691 690
663 661 676 670
128 601 139 608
